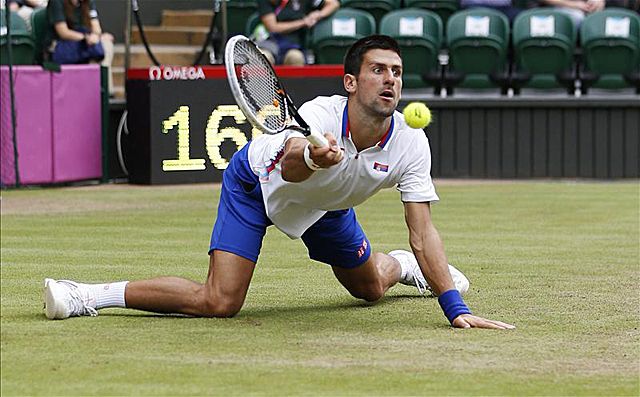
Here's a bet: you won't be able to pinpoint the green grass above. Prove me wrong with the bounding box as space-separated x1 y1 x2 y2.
1 181 639 396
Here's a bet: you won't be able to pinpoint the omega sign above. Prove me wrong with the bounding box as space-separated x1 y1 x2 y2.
148 66 206 81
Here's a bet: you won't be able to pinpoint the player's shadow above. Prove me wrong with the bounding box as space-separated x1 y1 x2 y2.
36 294 444 328
239 294 439 320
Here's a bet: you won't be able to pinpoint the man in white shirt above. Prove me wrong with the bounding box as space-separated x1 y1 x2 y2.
43 35 514 329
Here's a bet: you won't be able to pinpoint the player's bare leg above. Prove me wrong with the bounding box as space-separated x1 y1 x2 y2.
331 252 400 302
125 250 255 317
44 250 256 319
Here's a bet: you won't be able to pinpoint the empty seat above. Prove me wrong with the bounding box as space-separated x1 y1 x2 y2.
340 0 401 25
0 10 35 65
311 8 376 64
445 8 510 92
512 8 577 92
580 8 640 91
404 0 459 29
379 8 443 89
227 0 258 37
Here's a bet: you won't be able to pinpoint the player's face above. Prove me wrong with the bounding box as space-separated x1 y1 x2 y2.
348 49 403 118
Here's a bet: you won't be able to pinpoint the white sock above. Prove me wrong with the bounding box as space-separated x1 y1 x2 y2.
85 281 129 309
389 252 410 280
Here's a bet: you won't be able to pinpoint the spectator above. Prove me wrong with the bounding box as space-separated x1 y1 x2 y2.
45 0 113 92
255 0 339 65
460 0 523 22
537 0 605 27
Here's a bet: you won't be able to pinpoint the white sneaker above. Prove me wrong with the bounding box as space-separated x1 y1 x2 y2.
389 250 470 296
43 278 98 319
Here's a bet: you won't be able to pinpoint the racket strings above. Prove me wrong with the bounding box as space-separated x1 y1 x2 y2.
233 41 288 131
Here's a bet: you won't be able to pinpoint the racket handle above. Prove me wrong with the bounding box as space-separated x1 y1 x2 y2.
306 131 329 148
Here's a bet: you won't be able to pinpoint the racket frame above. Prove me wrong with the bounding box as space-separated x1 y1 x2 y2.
225 35 327 147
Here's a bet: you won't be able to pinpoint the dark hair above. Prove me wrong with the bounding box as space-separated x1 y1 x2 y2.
64 0 91 29
343 35 402 76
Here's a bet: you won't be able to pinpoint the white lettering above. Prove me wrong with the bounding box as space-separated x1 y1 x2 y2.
150 66 207 80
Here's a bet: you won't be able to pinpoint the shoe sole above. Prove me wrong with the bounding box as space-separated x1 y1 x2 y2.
44 278 66 320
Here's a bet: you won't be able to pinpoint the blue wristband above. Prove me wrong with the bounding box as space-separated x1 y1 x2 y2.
438 289 472 324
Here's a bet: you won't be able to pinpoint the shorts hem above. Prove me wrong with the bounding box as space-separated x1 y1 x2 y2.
208 244 259 263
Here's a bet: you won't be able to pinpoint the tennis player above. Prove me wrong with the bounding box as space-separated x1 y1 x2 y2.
44 35 514 329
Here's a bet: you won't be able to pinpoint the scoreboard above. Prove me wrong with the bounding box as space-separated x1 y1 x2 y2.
125 65 344 184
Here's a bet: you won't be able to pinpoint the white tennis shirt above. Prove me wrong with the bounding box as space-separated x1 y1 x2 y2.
247 95 439 238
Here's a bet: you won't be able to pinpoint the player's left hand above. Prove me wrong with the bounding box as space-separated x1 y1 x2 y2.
452 314 515 329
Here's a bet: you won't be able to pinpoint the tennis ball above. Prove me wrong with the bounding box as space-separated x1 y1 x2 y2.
403 102 432 129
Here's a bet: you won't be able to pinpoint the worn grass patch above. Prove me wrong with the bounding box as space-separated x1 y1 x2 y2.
1 181 638 396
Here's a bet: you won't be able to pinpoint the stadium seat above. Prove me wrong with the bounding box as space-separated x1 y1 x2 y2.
245 11 261 38
0 10 35 65
311 8 376 64
512 9 577 93
403 0 459 29
445 8 510 93
340 0 401 25
580 8 640 92
379 9 443 90
226 0 258 37
30 7 49 64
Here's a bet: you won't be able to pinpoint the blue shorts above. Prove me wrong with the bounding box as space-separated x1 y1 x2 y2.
209 144 371 268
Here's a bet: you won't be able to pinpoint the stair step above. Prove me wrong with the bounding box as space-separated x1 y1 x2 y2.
161 9 215 27
112 85 125 99
112 66 125 88
113 44 203 68
131 26 210 46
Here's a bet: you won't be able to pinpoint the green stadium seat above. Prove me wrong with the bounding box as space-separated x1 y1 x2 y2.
0 9 29 33
30 7 49 64
311 8 376 64
245 11 261 37
340 0 401 26
580 8 640 92
403 0 459 29
512 9 577 93
445 8 510 93
0 10 35 65
226 0 258 37
379 8 443 90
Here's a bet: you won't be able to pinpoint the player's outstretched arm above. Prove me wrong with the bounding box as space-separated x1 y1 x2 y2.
281 135 343 182
403 202 515 329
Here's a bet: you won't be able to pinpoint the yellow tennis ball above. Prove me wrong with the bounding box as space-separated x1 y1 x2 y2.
403 102 432 129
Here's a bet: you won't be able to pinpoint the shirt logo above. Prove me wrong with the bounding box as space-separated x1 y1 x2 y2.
373 162 389 172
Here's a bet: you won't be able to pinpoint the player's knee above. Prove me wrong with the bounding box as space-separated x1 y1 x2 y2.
283 49 304 66
350 283 385 302
201 296 243 318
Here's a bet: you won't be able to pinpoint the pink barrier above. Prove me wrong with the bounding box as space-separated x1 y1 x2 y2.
0 65 102 186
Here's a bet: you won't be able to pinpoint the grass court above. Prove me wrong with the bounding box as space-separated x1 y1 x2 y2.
1 180 638 395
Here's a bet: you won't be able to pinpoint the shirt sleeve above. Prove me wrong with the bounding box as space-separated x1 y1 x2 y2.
309 0 325 11
257 0 275 17
89 0 98 19
397 132 439 203
48 0 66 25
296 98 338 142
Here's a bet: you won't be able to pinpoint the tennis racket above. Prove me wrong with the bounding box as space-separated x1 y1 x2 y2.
224 35 329 148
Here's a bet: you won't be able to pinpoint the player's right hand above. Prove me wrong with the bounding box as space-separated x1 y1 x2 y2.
310 133 343 168
452 314 516 330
